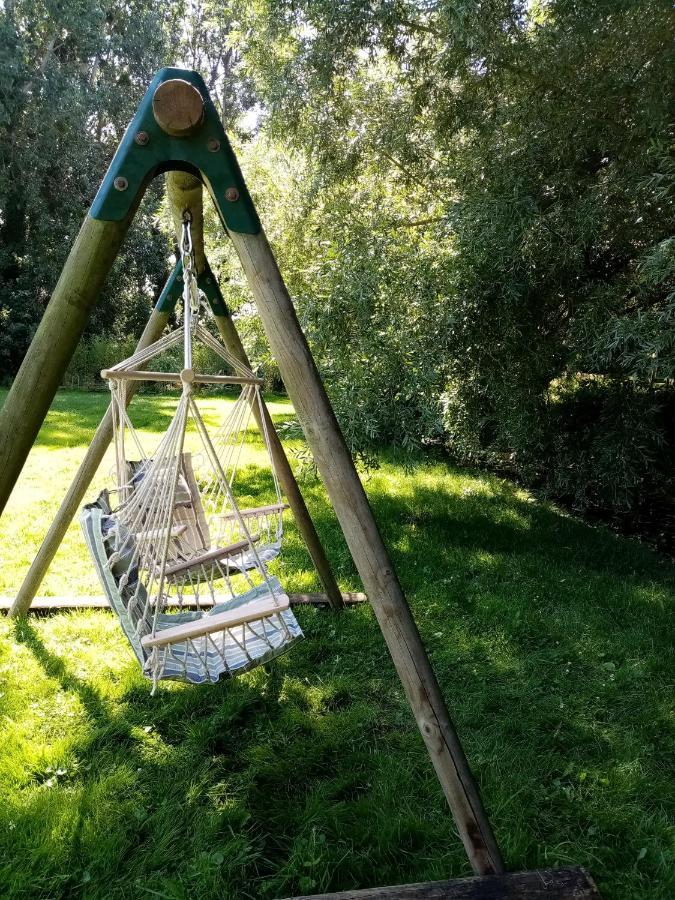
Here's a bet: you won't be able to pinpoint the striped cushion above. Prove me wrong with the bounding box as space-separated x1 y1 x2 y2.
80 498 302 686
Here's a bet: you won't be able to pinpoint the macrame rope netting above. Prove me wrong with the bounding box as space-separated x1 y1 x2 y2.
104 373 291 686
80 216 300 689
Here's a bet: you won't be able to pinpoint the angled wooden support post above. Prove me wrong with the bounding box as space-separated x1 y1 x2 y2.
228 226 505 876
165 171 345 610
0 215 135 516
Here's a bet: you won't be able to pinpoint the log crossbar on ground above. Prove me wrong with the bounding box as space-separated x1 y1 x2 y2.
0 594 368 611
280 867 600 900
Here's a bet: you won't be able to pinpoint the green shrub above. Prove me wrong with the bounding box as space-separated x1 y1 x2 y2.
443 374 674 514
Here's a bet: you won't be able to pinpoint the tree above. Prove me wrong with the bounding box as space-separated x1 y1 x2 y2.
229 0 674 511
0 0 174 375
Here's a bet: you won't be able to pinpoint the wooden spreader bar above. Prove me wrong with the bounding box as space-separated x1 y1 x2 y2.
162 535 259 578
140 593 290 649
101 368 264 386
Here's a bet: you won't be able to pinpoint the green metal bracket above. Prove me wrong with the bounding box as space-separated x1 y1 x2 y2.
90 67 259 234
155 258 228 317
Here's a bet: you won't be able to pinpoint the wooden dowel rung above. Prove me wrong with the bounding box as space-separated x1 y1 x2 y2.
140 593 290 649
213 502 289 521
162 535 259 577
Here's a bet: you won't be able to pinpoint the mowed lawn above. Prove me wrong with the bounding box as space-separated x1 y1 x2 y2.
0 389 673 899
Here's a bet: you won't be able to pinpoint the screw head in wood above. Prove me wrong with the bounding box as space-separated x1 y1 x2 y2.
152 79 205 137
207 137 220 152
114 176 128 191
134 130 149 146
225 187 239 202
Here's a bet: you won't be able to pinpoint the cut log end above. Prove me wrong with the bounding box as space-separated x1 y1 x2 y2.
152 79 204 137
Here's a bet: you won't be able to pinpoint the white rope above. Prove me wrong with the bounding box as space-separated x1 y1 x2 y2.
94 217 296 686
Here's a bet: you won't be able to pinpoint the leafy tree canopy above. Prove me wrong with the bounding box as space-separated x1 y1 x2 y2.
1 0 673 517
228 0 674 511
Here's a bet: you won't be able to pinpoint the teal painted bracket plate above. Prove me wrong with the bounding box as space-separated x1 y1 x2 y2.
91 67 259 234
155 259 228 317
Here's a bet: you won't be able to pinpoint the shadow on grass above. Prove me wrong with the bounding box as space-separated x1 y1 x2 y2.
7 617 294 897
4 448 673 898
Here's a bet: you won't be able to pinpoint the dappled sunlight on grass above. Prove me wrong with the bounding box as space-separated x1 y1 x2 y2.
0 389 306 597
0 392 673 898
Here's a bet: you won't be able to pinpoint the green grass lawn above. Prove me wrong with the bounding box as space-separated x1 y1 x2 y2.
0 390 673 899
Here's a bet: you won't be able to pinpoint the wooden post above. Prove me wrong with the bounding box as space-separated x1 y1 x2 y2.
212 313 344 610
228 227 504 876
0 214 133 516
166 170 345 610
166 170 207 273
9 307 170 618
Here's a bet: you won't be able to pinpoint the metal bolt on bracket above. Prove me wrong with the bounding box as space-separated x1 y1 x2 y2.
114 176 128 191
225 187 239 202
207 138 220 152
134 131 149 146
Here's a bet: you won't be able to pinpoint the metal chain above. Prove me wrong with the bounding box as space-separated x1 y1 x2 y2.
180 212 200 371
180 212 200 316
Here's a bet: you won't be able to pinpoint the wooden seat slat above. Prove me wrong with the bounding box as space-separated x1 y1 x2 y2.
141 593 290 649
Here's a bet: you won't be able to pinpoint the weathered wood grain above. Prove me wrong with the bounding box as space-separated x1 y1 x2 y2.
280 867 601 900
166 170 206 272
228 227 504 875
152 79 204 137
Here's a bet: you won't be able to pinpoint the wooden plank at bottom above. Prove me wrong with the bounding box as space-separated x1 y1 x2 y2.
290 592 367 606
279 867 600 900
0 592 367 611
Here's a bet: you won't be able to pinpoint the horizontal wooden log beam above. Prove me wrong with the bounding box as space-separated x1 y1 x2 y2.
280 867 600 900
153 79 204 138
0 593 367 611
288 592 366 606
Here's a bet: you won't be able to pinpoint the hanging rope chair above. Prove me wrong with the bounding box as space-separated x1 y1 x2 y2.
81 219 302 689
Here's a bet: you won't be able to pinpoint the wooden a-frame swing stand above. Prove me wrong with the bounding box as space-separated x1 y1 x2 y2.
0 70 600 899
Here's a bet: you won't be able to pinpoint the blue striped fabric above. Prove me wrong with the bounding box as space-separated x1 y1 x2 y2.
80 500 303 686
